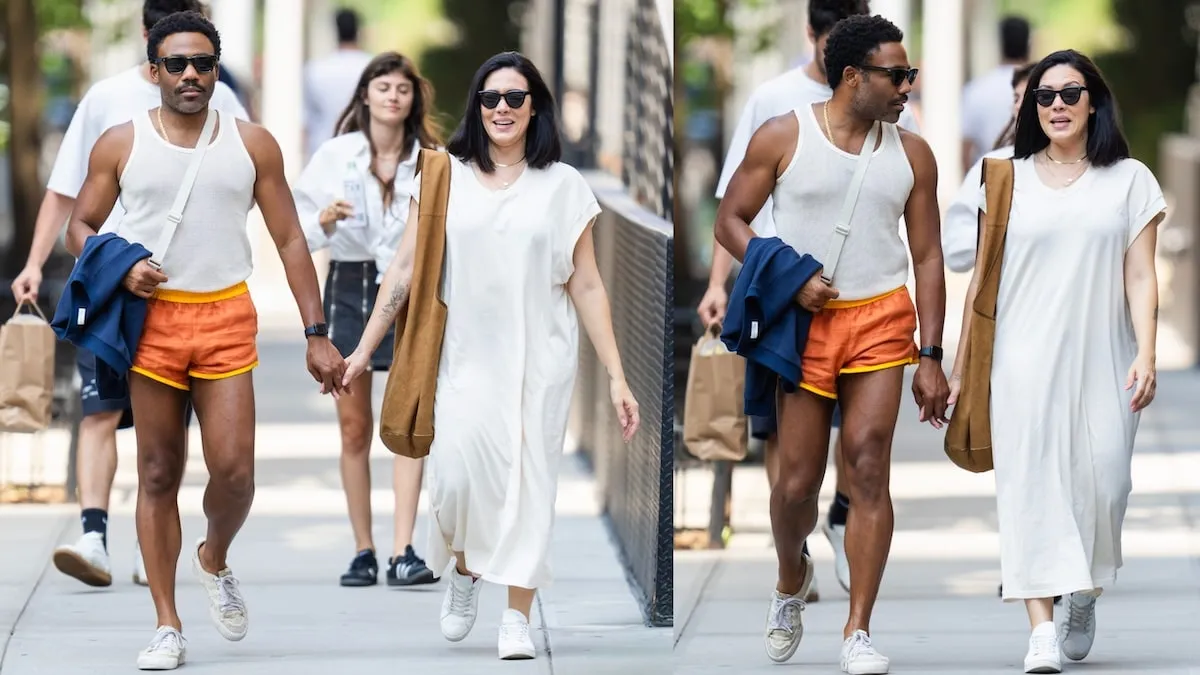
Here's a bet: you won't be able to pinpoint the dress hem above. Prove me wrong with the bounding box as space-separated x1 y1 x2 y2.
999 573 1115 602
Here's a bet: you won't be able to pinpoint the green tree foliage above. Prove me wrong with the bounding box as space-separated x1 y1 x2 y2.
1092 0 1197 168
418 0 521 138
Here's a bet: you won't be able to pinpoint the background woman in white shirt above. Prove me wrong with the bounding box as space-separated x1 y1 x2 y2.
293 51 443 589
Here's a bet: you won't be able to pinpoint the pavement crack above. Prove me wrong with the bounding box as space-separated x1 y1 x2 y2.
536 591 554 674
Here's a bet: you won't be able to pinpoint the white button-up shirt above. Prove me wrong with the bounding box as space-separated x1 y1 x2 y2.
294 131 424 283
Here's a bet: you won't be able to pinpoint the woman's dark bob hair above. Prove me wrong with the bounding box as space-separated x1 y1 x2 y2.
447 51 562 173
1013 49 1129 167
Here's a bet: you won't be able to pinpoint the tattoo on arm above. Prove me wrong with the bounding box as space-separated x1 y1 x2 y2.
380 280 411 322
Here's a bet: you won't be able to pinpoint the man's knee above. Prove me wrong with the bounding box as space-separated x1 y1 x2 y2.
774 469 822 510
207 454 255 500
79 409 123 439
843 429 891 503
140 449 186 497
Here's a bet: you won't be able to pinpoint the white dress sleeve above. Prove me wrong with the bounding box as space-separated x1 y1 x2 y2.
1124 160 1167 249
552 166 602 286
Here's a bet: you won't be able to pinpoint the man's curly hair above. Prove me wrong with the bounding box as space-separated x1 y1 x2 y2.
823 14 904 90
147 10 222 63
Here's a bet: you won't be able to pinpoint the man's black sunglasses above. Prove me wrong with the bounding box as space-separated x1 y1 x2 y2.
479 89 530 109
859 65 919 87
155 54 218 75
1033 86 1087 107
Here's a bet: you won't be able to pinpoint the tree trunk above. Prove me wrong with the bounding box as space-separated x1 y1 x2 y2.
4 0 42 274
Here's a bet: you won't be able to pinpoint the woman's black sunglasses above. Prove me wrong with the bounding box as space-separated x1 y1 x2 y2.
479 89 530 109
859 65 919 87
155 54 217 75
1033 86 1087 107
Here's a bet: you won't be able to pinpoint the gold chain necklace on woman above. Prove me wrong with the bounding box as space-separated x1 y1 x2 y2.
1040 151 1089 187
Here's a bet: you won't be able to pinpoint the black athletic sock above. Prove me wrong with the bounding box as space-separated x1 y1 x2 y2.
828 491 850 527
80 508 108 551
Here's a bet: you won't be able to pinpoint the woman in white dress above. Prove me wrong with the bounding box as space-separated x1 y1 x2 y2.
340 51 640 660
948 49 1166 674
294 52 441 589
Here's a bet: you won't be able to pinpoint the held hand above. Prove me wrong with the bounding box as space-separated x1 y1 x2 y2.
306 336 349 399
911 360 951 429
947 372 962 407
341 348 371 389
11 265 41 303
121 259 169 299
319 199 354 229
1125 353 1156 413
697 285 728 327
609 378 640 443
795 274 839 313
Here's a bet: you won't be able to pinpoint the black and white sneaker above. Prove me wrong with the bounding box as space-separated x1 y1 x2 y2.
339 550 378 587
386 545 436 586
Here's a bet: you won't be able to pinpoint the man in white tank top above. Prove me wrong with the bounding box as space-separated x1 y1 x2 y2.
714 15 950 674
62 12 347 670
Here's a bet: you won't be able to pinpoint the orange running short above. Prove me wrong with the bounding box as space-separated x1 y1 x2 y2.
131 282 259 391
799 285 918 399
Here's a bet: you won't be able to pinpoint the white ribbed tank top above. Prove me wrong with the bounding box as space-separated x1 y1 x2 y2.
772 105 914 300
117 109 256 293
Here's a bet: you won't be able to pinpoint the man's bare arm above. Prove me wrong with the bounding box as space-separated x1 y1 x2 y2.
64 124 132 257
900 129 946 351
240 121 326 327
712 114 796 263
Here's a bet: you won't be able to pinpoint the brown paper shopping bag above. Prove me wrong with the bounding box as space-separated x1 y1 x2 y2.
683 323 747 462
0 301 57 433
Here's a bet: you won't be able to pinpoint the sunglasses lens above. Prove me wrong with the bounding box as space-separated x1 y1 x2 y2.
1061 87 1081 105
1035 90 1056 107
480 92 501 108
163 57 187 74
193 56 215 72
504 91 528 108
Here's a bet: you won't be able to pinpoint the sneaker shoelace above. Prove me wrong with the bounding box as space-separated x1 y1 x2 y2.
1030 630 1057 655
449 577 475 615
768 595 805 635
501 619 531 643
217 575 245 617
1066 597 1094 633
147 628 186 654
844 631 881 661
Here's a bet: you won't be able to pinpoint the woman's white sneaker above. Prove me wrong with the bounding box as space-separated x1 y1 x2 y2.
1059 591 1098 661
1024 621 1062 673
440 566 482 642
498 608 537 659
840 630 890 674
191 538 248 641
136 626 187 670
764 552 815 663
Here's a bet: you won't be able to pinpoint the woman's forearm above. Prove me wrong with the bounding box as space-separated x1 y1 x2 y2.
951 266 980 379
357 248 414 357
573 283 627 384
1127 274 1158 360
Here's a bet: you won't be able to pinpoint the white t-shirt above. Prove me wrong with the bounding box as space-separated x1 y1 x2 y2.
302 49 374 162
943 145 1014 273
714 65 921 237
961 64 1017 167
46 65 250 234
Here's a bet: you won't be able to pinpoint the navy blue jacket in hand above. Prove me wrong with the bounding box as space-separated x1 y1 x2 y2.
720 237 823 416
51 233 153 400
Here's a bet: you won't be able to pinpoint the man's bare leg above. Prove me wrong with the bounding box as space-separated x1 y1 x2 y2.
130 374 191 630
51 409 124 587
837 367 905 638
773 391 835 595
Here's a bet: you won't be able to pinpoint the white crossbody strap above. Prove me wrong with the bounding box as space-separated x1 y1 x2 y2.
820 121 880 285
148 109 218 270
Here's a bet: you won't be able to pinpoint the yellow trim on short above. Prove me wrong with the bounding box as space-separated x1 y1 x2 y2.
153 281 249 304
823 285 905 309
799 382 838 400
840 356 919 375
130 366 190 391
189 361 259 381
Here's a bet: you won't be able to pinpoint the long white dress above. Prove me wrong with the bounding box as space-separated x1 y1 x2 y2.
957 156 1166 600
411 156 601 589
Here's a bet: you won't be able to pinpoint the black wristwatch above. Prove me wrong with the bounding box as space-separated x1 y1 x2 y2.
918 345 943 362
304 323 329 339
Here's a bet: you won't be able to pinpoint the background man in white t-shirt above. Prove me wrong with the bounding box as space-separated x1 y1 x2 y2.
697 0 920 603
960 15 1030 169
301 8 373 162
8 0 248 591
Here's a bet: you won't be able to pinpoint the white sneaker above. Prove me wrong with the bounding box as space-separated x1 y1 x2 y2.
136 626 187 670
440 565 482 642
52 531 112 587
1024 621 1062 673
498 608 536 660
190 538 248 641
1059 591 1098 661
764 552 815 663
822 521 851 592
840 630 890 674
133 541 149 586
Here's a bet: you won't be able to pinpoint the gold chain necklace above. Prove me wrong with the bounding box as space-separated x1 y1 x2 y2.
822 101 834 146
1046 149 1086 165
156 106 171 144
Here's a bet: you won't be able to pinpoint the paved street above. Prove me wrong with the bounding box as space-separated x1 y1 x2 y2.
674 366 1200 674
0 339 670 674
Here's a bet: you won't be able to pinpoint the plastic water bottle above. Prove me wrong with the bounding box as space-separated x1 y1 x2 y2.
342 161 367 229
